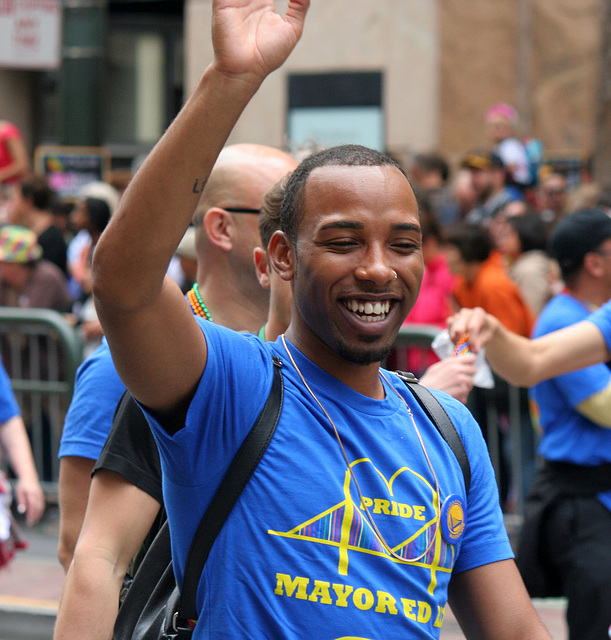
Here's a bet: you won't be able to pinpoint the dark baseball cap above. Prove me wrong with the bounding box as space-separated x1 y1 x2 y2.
549 208 611 278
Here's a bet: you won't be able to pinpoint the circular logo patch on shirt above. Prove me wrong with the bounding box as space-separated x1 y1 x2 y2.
440 494 466 544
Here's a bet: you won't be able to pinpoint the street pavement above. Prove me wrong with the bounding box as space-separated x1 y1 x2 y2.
0 507 567 640
0 507 63 640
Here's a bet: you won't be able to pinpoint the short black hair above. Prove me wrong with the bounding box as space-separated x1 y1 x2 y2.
280 144 408 244
412 153 450 183
505 213 548 253
259 173 292 250
418 205 443 243
19 174 56 211
444 223 492 263
84 197 111 235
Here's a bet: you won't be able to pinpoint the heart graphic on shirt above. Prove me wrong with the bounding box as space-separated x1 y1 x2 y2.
268 457 449 576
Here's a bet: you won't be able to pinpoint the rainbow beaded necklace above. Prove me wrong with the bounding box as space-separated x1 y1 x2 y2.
187 283 214 322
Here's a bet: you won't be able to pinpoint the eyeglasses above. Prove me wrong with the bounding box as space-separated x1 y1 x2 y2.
222 207 261 215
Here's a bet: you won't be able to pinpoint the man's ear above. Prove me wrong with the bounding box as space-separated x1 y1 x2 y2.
584 251 605 279
253 246 271 289
202 207 233 251
268 230 295 281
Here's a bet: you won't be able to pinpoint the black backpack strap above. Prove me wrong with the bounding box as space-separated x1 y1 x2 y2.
174 355 284 635
395 371 471 495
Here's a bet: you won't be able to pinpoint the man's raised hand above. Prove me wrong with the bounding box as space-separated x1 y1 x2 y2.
212 0 310 85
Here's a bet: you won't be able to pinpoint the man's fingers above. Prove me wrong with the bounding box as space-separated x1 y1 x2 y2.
447 308 489 353
285 0 310 28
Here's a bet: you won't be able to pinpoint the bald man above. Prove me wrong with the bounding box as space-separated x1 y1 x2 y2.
191 144 298 330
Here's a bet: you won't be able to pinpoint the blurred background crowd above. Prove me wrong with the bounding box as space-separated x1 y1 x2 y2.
0 96 608 523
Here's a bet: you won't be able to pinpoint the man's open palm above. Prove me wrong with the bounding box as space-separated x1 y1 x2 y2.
212 0 310 82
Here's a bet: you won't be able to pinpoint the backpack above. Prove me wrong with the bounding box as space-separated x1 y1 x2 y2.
113 356 284 640
113 362 470 639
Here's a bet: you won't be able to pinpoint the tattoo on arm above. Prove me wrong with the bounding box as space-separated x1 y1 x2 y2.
192 179 207 194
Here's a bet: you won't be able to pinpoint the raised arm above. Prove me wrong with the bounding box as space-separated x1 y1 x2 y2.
448 307 610 387
92 0 308 412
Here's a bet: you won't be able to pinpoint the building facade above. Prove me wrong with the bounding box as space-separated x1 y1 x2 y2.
0 0 605 178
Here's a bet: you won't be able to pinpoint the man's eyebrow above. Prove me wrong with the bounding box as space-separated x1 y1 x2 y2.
393 222 421 233
319 220 364 231
318 221 421 233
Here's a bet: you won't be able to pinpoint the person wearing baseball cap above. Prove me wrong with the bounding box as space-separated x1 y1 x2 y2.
461 151 522 224
549 207 611 284
0 225 71 312
516 208 611 638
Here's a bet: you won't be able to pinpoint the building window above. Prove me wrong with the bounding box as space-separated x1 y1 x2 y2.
104 7 183 163
287 72 384 152
33 1 184 168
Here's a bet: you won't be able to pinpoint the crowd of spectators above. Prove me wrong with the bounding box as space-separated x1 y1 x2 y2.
1 72 608 636
402 103 611 515
0 106 605 517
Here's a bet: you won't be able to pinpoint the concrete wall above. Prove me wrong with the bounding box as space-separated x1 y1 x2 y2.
185 0 440 160
3 1 603 170
530 0 602 155
186 0 603 169
439 0 603 163
439 1 520 159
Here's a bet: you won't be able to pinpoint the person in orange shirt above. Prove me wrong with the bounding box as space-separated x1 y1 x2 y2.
443 221 537 510
443 222 534 337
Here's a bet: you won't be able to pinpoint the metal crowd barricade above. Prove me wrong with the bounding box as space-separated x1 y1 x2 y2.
0 307 83 499
392 325 536 520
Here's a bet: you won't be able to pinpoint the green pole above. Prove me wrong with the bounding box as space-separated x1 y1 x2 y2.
59 0 106 146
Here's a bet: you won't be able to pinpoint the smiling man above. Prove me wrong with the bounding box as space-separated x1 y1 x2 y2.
273 153 424 381
92 2 551 639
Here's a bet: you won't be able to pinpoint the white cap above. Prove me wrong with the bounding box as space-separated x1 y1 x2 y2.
78 181 120 215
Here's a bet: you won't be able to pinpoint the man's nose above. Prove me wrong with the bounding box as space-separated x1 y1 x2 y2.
354 247 396 284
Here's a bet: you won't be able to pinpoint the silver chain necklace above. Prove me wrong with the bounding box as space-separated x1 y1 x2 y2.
280 334 441 564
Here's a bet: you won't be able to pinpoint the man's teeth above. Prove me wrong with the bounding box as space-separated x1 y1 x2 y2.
344 299 391 320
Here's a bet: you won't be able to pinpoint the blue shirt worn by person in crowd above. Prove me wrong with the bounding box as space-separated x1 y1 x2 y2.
531 294 611 512
144 319 512 640
0 357 19 425
58 338 125 461
588 298 611 350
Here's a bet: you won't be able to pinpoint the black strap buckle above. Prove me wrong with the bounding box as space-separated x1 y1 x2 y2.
172 611 193 633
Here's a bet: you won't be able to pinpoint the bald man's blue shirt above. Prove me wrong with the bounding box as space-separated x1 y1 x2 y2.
58 339 125 461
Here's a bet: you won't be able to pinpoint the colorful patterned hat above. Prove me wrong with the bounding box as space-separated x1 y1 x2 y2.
0 226 43 263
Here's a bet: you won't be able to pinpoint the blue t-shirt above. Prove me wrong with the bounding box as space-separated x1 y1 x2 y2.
58 338 126 460
145 320 512 640
531 293 611 510
0 356 20 424
588 298 611 352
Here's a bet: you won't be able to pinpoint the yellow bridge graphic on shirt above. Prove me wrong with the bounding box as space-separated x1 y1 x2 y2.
268 458 455 594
